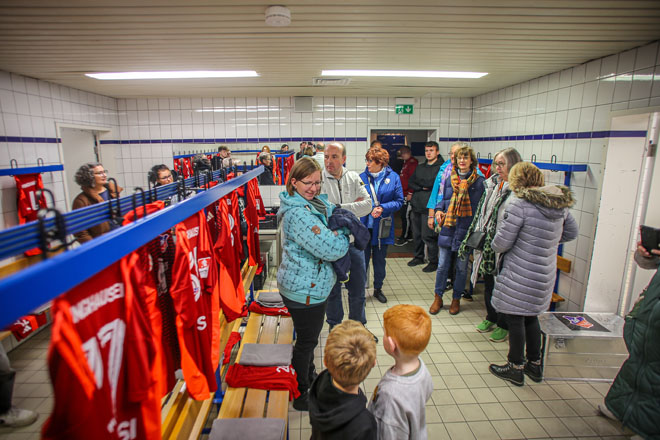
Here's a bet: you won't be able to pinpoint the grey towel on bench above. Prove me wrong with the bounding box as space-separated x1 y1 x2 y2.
209 418 286 440
238 343 293 366
256 291 284 307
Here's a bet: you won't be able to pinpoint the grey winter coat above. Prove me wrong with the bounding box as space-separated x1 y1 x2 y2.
491 185 578 316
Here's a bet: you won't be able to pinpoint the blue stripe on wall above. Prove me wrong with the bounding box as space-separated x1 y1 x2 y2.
98 137 369 145
0 136 61 143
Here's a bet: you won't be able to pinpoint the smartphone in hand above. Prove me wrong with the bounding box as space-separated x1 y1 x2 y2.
640 225 660 253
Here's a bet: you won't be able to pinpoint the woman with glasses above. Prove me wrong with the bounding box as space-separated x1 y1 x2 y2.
458 148 521 342
277 157 350 411
71 162 122 244
359 147 404 304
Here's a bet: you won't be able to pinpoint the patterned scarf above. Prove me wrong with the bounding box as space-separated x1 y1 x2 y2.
443 168 478 227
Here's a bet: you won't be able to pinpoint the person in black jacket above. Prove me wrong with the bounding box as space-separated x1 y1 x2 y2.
407 141 442 272
257 152 276 185
309 321 377 440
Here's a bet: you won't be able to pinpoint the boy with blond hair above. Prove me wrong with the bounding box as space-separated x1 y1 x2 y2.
369 305 433 440
309 321 377 440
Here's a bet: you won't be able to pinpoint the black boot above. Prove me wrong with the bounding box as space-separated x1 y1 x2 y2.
373 288 387 303
293 391 309 411
489 362 524 386
524 361 543 383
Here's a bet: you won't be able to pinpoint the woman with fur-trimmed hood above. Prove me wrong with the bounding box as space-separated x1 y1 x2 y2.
487 162 578 387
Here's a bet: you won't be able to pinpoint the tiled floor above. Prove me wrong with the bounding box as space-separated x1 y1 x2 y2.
0 258 635 440
279 258 636 440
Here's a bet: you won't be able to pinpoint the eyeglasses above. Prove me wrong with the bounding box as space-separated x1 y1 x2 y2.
299 180 322 188
93 170 108 176
366 159 379 164
159 174 173 180
493 161 507 168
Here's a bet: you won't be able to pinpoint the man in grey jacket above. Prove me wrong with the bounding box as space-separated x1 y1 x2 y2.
321 142 379 334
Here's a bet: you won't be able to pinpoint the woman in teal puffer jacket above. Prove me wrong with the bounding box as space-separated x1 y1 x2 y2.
277 157 350 411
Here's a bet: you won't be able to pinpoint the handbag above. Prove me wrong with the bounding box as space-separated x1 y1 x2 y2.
369 180 393 240
465 229 486 250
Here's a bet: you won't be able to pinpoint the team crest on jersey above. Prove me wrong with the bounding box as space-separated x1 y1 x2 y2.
198 257 210 278
159 233 169 252
562 315 594 328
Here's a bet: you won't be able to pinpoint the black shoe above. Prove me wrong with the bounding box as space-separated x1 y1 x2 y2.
293 391 309 411
444 280 453 291
407 258 425 267
462 293 473 302
524 361 543 383
422 263 437 273
489 362 524 386
373 288 387 303
394 237 407 246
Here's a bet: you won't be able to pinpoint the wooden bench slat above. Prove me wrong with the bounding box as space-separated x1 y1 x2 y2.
557 255 572 273
265 390 291 420
258 315 279 344
187 399 213 440
277 318 293 344
217 386 247 419
241 389 268 418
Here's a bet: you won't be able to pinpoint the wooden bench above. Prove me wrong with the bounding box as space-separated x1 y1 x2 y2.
161 261 257 439
216 290 294 440
550 255 572 310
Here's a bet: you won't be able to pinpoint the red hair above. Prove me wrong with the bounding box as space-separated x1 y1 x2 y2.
365 147 390 166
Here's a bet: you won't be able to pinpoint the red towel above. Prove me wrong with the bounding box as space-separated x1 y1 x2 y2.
225 364 300 400
248 302 290 317
223 332 242 365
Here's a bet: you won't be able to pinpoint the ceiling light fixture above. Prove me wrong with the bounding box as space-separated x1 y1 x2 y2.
322 70 487 79
85 71 259 80
265 5 291 27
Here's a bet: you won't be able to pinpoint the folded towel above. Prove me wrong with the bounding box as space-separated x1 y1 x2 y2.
256 298 285 308
209 418 286 440
238 343 293 366
256 291 283 305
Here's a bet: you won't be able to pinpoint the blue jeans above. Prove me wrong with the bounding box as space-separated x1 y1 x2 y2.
434 246 470 299
326 245 367 326
365 239 388 290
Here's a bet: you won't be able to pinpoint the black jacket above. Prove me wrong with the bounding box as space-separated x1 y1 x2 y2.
309 370 377 440
258 165 275 186
327 208 370 283
408 159 441 213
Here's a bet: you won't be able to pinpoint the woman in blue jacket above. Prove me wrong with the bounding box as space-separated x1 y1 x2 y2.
277 157 350 411
430 145 485 316
360 147 404 304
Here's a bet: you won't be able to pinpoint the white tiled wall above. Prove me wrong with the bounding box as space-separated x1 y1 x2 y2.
0 71 119 229
470 41 660 312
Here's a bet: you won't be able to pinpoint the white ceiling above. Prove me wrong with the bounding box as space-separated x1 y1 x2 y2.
1 0 660 99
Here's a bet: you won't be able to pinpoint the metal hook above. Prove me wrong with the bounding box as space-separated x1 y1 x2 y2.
531 153 537 162
35 188 56 209
36 203 70 258
37 157 44 167
487 152 492 159
10 159 18 168
477 152 480 159
105 177 122 222
131 187 148 220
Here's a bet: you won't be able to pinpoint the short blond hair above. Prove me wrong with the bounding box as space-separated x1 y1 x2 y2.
508 162 544 194
285 156 322 195
383 305 431 356
324 321 377 388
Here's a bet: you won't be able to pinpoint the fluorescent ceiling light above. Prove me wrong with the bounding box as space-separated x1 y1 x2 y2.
322 70 487 78
85 71 259 80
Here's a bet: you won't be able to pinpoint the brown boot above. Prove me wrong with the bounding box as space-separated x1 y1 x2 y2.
429 296 443 315
449 299 460 315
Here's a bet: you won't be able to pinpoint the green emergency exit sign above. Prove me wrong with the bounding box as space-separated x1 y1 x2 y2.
395 104 414 114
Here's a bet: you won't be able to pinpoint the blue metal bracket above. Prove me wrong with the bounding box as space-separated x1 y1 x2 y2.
0 167 264 327
0 164 64 176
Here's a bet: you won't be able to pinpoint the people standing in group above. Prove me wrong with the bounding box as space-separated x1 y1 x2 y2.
313 143 326 169
407 141 442 272
148 164 175 187
598 236 660 439
277 157 350 411
488 162 577 386
459 148 522 342
218 145 231 159
296 141 308 160
430 145 485 316
395 146 418 246
321 142 374 332
369 140 382 150
257 152 276 186
72 162 123 244
360 147 404 304
280 144 290 152
303 145 316 157
192 153 212 173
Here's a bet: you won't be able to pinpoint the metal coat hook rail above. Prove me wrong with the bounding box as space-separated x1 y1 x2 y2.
0 166 264 327
0 157 64 176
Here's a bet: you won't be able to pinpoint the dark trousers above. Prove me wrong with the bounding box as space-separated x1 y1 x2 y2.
284 300 327 393
399 201 412 239
365 237 388 290
0 345 15 413
326 245 367 326
504 313 541 365
484 274 507 329
411 210 438 264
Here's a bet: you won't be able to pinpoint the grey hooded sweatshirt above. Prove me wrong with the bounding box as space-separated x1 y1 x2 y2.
491 185 578 316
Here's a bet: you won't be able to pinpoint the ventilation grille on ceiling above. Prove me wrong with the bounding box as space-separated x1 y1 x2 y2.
312 77 351 86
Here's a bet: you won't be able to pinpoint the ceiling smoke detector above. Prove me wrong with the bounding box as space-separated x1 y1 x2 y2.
313 77 351 86
265 6 291 27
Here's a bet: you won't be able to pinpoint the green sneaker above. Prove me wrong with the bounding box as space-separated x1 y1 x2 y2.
476 319 495 333
489 327 509 343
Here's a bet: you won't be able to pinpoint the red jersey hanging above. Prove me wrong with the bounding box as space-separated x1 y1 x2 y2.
170 210 220 400
244 180 261 267
43 254 160 440
15 173 47 256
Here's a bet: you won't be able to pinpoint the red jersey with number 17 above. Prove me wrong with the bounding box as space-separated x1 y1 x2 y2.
42 254 160 440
